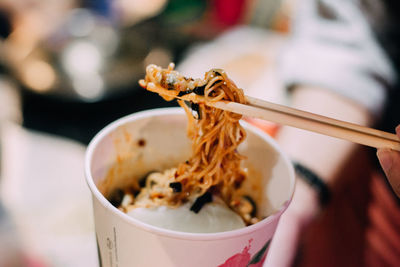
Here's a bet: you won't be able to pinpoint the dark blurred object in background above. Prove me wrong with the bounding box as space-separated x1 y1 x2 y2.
0 0 289 144
0 9 12 39
0 0 208 144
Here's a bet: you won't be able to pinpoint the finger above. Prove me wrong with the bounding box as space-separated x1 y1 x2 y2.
377 148 400 197
396 124 400 138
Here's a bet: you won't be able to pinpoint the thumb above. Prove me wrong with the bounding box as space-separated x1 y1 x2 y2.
377 148 400 197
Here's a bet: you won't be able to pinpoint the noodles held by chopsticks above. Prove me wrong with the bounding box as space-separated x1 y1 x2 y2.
136 63 256 224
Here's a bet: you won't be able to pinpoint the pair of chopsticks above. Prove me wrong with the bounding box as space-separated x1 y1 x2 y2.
185 94 400 151
145 81 400 151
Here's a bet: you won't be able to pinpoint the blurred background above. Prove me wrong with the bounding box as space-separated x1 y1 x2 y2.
0 0 294 266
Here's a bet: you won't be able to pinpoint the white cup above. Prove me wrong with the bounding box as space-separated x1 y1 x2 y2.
85 108 295 267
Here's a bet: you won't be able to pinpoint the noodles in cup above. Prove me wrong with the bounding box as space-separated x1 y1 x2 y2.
119 63 258 225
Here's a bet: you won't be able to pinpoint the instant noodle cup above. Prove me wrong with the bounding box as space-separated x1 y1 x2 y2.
85 107 295 267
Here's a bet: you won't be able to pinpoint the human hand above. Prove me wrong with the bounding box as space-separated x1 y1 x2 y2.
264 179 320 267
376 125 400 197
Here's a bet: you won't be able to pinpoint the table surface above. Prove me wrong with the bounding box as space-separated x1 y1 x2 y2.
1 123 98 267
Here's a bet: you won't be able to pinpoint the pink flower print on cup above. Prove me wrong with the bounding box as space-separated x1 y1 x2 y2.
218 238 271 267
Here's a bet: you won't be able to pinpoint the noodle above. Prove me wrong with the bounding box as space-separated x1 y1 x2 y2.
133 63 256 224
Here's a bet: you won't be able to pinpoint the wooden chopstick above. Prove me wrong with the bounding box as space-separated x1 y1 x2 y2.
205 96 400 151
245 96 399 142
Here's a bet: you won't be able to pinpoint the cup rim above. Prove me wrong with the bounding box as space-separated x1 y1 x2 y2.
85 107 295 241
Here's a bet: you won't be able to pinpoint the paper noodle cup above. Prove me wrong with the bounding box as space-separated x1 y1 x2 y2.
85 108 295 267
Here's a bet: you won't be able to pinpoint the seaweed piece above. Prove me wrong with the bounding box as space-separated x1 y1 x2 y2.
108 188 125 207
191 103 201 120
184 100 201 120
243 195 257 217
169 182 182 193
193 85 205 95
209 81 219 89
212 70 223 76
133 190 140 197
138 175 148 188
190 191 212 213
167 83 175 90
177 90 193 97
